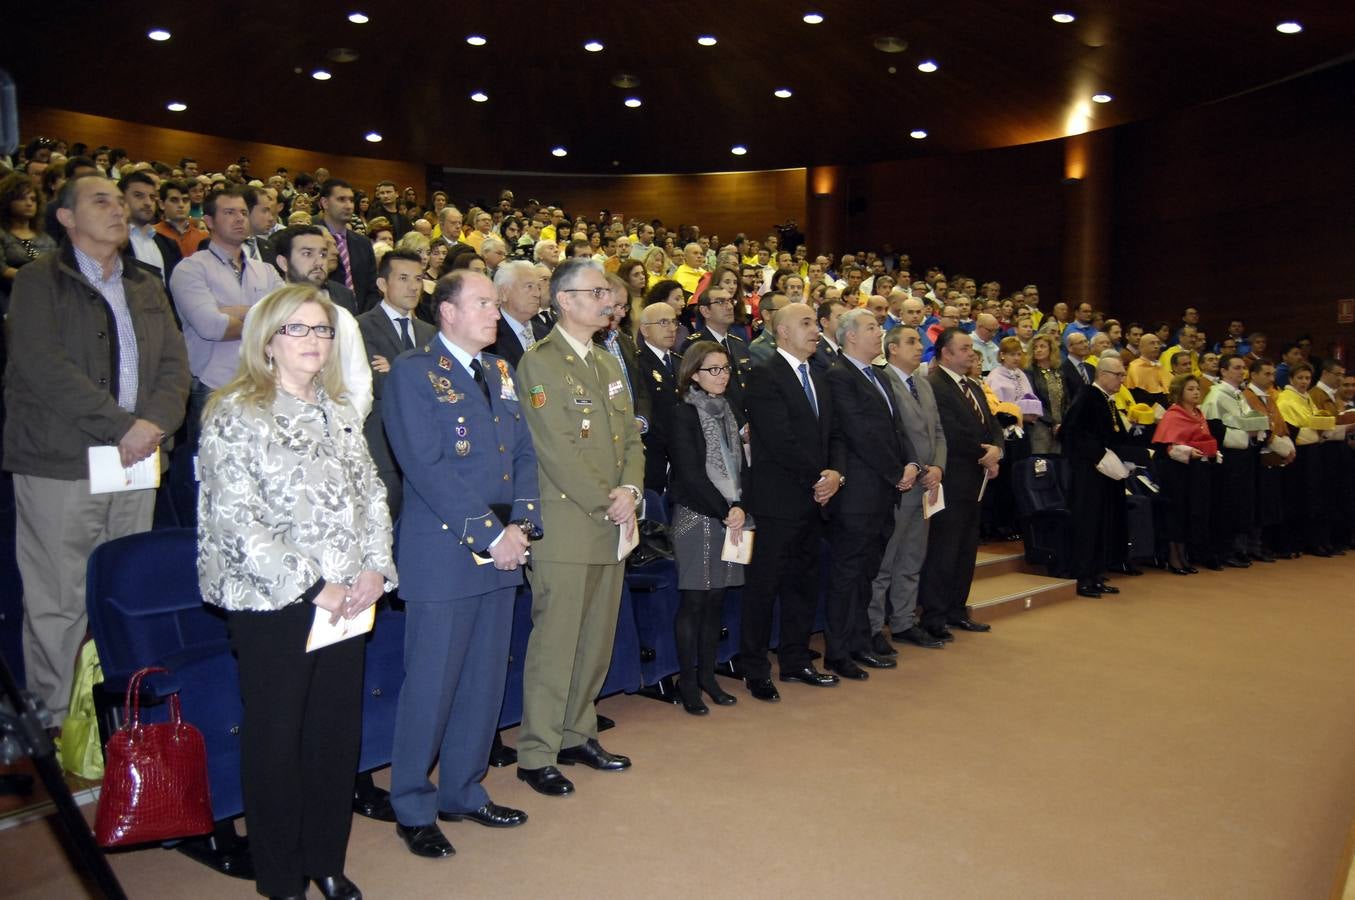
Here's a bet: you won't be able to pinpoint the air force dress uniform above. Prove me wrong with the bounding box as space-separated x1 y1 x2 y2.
382 333 541 826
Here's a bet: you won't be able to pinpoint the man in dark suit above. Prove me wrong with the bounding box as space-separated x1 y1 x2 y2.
635 301 683 492
739 302 846 702
357 249 438 521
382 270 541 858
371 180 412 239
119 171 183 294
491 260 552 370
242 186 278 266
1060 356 1131 597
437 206 475 258
810 299 848 374
823 310 917 680
1062 331 1096 402
595 300 652 437
318 178 381 312
918 328 1003 640
683 284 751 417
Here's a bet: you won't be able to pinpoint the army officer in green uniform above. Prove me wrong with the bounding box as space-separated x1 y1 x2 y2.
514 257 645 797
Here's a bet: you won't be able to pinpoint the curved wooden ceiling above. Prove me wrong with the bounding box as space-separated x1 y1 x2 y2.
9 1 1355 174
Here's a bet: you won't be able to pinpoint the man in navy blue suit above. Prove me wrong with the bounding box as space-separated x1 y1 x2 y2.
382 270 543 859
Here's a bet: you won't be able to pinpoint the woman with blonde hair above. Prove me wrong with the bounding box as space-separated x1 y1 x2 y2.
644 245 669 287
1025 332 1068 455
198 283 395 900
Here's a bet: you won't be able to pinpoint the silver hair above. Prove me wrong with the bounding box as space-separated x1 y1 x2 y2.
836 307 876 348
492 259 537 294
533 239 555 262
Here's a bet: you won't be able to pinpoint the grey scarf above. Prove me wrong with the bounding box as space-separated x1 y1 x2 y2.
685 387 742 504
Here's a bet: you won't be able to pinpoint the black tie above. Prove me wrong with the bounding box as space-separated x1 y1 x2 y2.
960 378 984 421
906 374 920 402
397 316 413 351
665 352 676 378
470 358 491 402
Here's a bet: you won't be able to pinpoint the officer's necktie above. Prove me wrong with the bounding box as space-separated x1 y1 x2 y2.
397 317 413 351
799 362 818 416
470 358 491 402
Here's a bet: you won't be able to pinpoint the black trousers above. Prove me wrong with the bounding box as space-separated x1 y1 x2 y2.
738 512 823 680
918 490 982 629
227 602 365 897
1070 463 1120 583
825 508 893 660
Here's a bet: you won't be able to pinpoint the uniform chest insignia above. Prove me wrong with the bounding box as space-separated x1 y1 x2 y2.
529 384 547 408
651 369 663 383
455 439 471 456
427 371 462 403
438 356 452 371
607 379 624 398
497 359 519 401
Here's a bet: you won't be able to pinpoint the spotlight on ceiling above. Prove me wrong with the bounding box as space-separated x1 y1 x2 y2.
470 91 488 102
311 70 332 81
1275 21 1303 34
166 101 187 112
1091 93 1113 103
364 131 382 142
552 146 568 157
466 35 486 45
624 97 642 108
917 59 938 73
148 28 171 41
584 40 604 52
774 88 793 99
731 145 748 156
697 35 717 46
909 129 927 139
1051 12 1075 24
347 12 369 24
803 12 824 24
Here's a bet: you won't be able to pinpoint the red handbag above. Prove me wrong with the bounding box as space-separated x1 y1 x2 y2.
94 666 214 847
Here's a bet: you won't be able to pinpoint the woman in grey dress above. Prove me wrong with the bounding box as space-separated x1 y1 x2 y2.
666 340 751 715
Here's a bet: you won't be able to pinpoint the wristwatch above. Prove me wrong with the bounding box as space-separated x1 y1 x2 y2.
510 519 543 540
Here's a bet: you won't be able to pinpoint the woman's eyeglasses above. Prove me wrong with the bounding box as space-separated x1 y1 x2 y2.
276 323 337 339
698 365 733 376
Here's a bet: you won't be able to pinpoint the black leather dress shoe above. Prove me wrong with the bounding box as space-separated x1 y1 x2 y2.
779 665 839 687
870 632 898 656
1093 582 1120 594
1167 565 1192 575
1076 583 1102 598
1107 562 1143 576
313 874 362 900
557 738 631 771
825 658 869 680
488 731 518 767
1249 549 1276 563
894 625 945 649
396 823 455 859
1202 559 1224 571
745 678 781 702
352 786 396 822
1224 554 1251 568
925 625 955 643
850 651 897 669
947 617 991 632
439 801 528 828
516 765 575 796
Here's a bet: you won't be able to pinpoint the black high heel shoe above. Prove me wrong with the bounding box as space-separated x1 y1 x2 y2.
1167 564 1191 576
700 677 738 706
677 677 709 716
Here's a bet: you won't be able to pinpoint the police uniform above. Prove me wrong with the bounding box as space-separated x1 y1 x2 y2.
514 325 644 770
382 334 541 826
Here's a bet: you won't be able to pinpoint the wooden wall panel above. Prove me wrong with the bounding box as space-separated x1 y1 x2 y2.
18 107 426 198
430 168 806 246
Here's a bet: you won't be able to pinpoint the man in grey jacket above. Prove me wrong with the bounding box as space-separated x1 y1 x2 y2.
3 174 190 726
869 325 948 655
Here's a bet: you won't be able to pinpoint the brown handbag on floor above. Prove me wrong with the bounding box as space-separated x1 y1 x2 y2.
94 666 214 847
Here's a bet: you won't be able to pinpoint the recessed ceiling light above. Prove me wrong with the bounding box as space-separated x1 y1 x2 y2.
147 28 171 41
917 59 938 73
584 40 604 52
1051 12 1075 24
166 101 187 112
365 131 382 143
731 145 748 156
347 12 369 24
624 97 642 108
470 91 488 102
697 35 717 46
910 129 927 139
311 70 332 81
1091 93 1112 103
466 34 487 46
803 12 824 24
773 88 793 99
1276 21 1303 34
552 146 568 157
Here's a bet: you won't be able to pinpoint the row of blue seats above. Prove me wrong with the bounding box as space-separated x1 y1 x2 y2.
83 491 827 824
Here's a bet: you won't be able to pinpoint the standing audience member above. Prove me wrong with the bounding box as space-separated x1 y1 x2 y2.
1275 363 1337 557
514 259 644 797
635 301 683 493
1152 374 1217 574
1200 354 1266 568
320 179 381 312
118 171 181 289
197 283 394 900
490 260 551 369
4 174 189 728
667 341 749 715
1 172 58 311
382 270 539 859
918 329 1002 639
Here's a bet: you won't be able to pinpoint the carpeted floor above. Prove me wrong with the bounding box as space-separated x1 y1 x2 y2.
5 556 1355 899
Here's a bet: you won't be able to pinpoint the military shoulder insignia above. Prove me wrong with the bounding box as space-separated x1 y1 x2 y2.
529 385 547 408
438 356 452 371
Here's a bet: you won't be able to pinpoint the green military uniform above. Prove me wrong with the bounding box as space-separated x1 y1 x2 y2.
515 325 645 769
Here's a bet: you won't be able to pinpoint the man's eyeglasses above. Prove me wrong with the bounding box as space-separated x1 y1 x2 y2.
698 365 733 376
644 318 677 328
562 287 614 300
704 298 734 308
276 323 336 339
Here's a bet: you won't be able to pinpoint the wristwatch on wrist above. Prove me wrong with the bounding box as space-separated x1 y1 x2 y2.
510 519 543 540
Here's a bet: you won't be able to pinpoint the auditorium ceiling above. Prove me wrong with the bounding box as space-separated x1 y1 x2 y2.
9 1 1355 174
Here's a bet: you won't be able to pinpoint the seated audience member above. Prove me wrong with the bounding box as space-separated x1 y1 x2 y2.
1152 374 1218 574
1026 333 1068 455
197 284 395 900
667 340 750 715
1275 362 1337 557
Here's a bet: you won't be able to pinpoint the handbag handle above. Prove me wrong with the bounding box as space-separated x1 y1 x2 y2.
121 666 181 732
